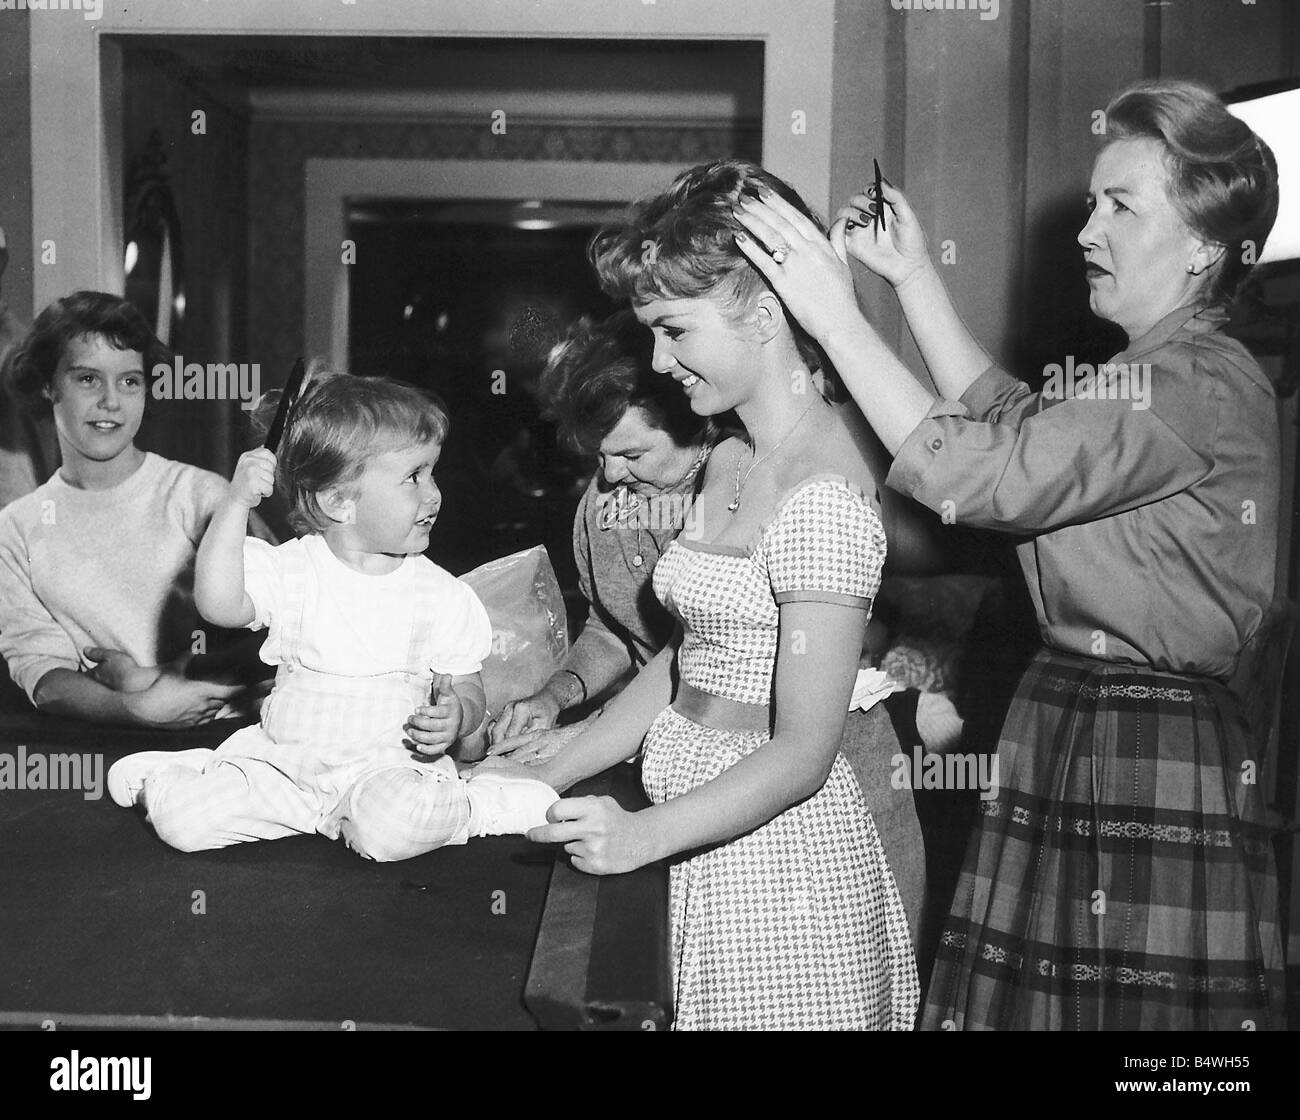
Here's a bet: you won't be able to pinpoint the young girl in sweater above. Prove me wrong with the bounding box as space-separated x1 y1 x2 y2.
0 291 240 726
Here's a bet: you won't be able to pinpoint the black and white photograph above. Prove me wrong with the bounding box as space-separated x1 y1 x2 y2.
0 0 1296 1077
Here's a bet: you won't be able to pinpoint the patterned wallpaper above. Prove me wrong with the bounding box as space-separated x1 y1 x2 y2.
248 120 761 384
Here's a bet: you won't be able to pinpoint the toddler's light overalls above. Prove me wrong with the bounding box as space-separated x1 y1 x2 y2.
142 547 474 860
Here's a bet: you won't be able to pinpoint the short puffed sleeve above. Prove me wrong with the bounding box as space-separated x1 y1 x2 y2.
425 572 494 677
763 478 886 608
242 536 284 631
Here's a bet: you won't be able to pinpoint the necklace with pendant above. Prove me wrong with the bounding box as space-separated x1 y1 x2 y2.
622 442 713 569
729 401 820 512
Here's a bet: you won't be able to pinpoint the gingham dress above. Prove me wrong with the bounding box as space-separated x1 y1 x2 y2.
647 475 919 1030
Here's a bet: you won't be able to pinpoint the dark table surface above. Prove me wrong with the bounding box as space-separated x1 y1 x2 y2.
0 710 669 1031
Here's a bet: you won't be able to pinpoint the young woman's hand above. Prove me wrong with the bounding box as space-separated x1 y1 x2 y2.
528 796 657 875
837 179 933 290
84 646 161 693
403 673 464 757
124 673 241 729
732 191 864 347
229 448 277 509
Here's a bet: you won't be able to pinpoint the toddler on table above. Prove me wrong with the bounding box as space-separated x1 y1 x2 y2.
108 373 557 860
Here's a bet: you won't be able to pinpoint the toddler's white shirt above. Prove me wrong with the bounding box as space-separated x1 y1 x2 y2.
243 534 492 679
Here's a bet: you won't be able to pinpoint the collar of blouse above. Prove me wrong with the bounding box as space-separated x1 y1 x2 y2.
598 441 712 532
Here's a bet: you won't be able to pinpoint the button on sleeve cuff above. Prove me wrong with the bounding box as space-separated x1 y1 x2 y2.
885 398 969 500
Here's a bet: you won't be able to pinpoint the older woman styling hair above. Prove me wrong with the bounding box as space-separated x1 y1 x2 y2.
733 80 1284 1030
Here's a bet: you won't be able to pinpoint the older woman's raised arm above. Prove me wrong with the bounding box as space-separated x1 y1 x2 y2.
835 181 998 404
732 186 1007 449
731 198 933 455
887 378 1212 533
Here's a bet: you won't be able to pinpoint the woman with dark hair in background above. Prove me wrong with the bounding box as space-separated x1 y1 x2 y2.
488 311 715 745
734 79 1285 1029
0 291 242 727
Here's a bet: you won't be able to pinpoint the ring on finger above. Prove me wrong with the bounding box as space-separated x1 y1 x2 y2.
769 242 791 265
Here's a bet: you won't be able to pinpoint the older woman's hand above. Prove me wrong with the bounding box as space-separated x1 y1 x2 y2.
733 192 863 347
491 692 562 742
485 719 590 765
838 179 932 291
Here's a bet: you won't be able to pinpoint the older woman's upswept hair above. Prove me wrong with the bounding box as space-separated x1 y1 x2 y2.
250 369 449 536
1105 80 1279 302
539 311 706 455
5 290 168 416
589 159 832 379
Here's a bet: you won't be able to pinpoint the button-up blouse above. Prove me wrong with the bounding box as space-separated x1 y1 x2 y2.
886 304 1279 680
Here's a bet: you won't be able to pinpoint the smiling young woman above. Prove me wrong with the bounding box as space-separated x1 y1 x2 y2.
481 160 920 1031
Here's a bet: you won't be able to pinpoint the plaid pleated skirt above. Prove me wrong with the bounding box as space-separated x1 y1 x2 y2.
922 648 1285 1030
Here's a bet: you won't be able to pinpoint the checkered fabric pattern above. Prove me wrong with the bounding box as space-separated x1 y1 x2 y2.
653 476 886 705
922 649 1286 1030
135 542 477 860
647 477 917 1029
142 722 471 860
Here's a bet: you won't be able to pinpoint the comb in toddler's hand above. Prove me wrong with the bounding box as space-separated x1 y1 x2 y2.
263 357 308 453
429 672 455 706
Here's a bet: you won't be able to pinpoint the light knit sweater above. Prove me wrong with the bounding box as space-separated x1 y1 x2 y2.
0 452 228 701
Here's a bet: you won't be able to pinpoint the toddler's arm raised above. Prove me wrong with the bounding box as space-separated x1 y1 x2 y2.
196 449 275 628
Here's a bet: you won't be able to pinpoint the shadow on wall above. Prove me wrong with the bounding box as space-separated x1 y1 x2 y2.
1013 192 1126 384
